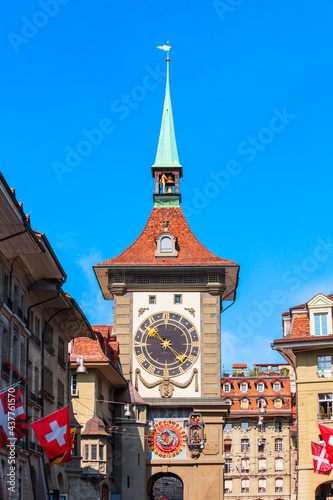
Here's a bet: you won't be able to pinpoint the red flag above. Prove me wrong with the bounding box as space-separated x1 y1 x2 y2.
31 406 71 459
48 428 76 467
318 423 333 463
311 441 333 475
0 385 28 447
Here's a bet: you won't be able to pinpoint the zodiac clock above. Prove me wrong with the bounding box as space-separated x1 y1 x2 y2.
134 311 199 378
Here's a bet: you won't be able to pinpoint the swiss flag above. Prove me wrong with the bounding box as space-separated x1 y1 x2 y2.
318 424 333 463
31 406 71 459
311 441 333 475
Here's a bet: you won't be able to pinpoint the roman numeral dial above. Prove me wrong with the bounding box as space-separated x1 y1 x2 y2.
134 312 200 378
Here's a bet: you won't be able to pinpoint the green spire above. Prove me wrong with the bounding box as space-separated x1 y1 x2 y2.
152 59 181 169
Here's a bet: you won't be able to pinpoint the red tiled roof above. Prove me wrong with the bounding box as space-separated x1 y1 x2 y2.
94 206 238 268
287 293 333 312
221 377 292 413
70 325 118 363
232 363 247 368
289 314 310 338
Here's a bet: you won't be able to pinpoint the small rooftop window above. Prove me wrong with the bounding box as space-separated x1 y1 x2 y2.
155 230 178 258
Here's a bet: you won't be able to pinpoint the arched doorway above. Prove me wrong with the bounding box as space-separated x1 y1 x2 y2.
316 480 333 498
148 473 183 500
101 483 109 500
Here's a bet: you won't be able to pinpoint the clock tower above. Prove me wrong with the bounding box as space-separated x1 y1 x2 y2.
94 52 240 500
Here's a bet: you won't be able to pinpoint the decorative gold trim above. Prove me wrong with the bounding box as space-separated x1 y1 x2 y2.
138 307 149 317
185 307 195 317
135 368 198 398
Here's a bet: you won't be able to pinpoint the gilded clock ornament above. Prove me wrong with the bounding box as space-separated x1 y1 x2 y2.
147 420 187 458
134 312 200 377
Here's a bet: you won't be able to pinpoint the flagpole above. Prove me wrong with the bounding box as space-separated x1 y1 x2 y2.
32 404 69 424
0 381 22 393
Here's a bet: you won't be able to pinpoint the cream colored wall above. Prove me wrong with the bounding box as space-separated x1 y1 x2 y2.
296 348 333 499
132 291 201 399
224 418 294 499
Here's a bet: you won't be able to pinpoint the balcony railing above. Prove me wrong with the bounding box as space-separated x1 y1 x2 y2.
30 334 41 348
29 441 36 450
58 355 66 369
45 340 55 355
318 370 332 378
318 413 333 420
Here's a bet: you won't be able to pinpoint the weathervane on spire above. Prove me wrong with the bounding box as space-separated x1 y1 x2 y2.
157 41 171 61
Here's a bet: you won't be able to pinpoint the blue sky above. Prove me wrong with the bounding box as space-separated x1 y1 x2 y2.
2 0 333 369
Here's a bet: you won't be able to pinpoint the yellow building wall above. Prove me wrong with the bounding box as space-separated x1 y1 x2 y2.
296 348 333 499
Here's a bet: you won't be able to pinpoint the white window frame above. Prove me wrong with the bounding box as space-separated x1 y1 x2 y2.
275 438 283 452
273 381 281 391
257 382 264 393
274 399 282 409
240 382 248 393
241 421 249 433
224 383 231 392
318 355 332 378
241 399 249 409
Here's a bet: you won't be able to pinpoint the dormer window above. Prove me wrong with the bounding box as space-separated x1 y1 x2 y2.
224 383 231 393
240 382 248 393
257 383 264 393
274 398 282 409
241 399 249 409
155 229 178 258
273 381 281 392
308 293 333 336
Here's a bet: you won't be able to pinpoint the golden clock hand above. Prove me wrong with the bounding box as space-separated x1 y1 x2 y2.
145 326 159 338
145 326 187 363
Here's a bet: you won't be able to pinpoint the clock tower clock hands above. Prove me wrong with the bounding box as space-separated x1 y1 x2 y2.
145 326 188 364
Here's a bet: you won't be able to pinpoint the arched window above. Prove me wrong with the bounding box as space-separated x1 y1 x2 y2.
155 232 177 258
275 457 283 472
275 477 283 493
241 399 249 409
257 382 264 393
241 478 250 493
258 478 266 493
241 458 249 473
224 383 231 392
160 236 172 252
240 382 248 393
273 381 281 391
274 399 282 409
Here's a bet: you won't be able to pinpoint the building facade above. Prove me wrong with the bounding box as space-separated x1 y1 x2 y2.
93 54 240 499
69 325 128 499
221 363 297 499
273 292 333 500
0 172 95 499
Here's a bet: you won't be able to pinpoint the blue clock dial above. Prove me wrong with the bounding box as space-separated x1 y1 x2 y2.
134 312 199 378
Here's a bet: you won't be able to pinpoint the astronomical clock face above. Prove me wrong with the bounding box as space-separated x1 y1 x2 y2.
147 420 187 458
134 312 199 377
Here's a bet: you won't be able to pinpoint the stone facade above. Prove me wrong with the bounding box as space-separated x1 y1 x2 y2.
221 363 297 499
273 293 333 499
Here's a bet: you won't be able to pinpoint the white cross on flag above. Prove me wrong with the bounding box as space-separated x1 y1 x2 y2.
311 441 333 475
31 405 71 459
318 423 333 464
